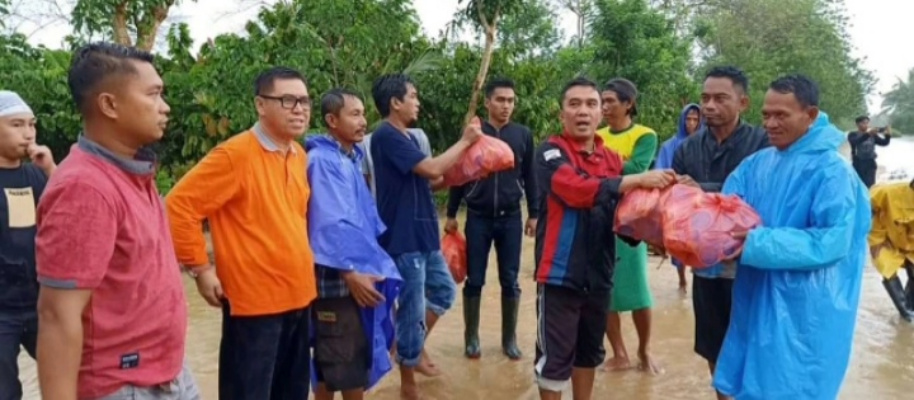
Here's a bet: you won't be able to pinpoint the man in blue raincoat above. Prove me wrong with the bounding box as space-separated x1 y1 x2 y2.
654 103 700 291
306 88 402 400
714 74 871 399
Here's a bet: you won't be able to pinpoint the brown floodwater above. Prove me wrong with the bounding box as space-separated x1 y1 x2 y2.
19 217 914 399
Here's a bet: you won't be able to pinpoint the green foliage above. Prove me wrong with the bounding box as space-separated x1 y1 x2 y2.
1 0 877 193
0 0 10 28
693 0 872 124
881 68 914 134
589 0 698 139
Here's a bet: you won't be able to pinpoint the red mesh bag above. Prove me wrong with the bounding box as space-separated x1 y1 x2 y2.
661 188 762 268
614 186 693 247
442 231 467 283
442 118 515 187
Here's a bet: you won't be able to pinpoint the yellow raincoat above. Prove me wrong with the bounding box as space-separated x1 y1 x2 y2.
869 181 914 278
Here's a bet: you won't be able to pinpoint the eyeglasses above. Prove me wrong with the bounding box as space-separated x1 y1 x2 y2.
259 95 311 110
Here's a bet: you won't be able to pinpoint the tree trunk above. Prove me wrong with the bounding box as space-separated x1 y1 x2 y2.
112 1 132 46
135 4 172 51
463 14 499 126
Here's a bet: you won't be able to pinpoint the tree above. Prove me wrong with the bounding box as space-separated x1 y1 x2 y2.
693 0 873 124
555 0 594 48
589 0 698 137
71 0 189 51
881 68 914 134
0 0 10 28
457 0 524 125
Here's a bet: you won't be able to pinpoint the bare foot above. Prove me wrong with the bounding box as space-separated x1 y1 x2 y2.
637 351 664 375
416 352 442 377
602 356 633 372
400 382 421 400
416 362 442 377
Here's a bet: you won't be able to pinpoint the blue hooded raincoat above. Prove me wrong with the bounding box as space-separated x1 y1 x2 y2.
654 103 701 170
713 112 871 399
305 135 402 391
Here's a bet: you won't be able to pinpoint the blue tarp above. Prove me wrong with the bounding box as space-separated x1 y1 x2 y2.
305 135 402 391
714 112 871 399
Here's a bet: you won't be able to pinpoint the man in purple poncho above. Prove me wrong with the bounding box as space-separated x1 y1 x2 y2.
306 88 402 400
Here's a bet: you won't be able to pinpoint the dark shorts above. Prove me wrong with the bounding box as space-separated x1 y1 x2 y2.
312 297 370 392
692 275 733 363
534 284 608 391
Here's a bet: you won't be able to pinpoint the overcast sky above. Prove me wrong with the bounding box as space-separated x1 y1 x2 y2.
17 0 914 113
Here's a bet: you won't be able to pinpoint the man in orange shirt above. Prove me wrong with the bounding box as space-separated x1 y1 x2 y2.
165 67 315 400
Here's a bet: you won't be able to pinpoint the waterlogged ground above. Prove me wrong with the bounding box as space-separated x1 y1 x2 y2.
20 214 914 399
18 140 914 399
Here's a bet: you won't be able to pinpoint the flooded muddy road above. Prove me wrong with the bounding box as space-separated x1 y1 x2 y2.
19 216 914 399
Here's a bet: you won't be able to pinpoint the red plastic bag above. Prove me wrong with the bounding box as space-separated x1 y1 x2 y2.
614 186 692 247
442 118 515 187
661 188 762 268
442 231 467 283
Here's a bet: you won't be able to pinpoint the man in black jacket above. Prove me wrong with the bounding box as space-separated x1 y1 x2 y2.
445 78 536 360
847 115 891 188
672 66 769 400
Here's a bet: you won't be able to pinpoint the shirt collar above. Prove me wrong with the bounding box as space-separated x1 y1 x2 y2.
560 131 605 154
329 135 360 161
253 122 298 155
77 135 156 175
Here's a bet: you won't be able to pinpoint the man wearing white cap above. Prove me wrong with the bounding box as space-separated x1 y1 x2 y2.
0 90 56 399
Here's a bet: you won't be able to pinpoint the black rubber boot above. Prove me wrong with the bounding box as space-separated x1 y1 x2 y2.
883 277 914 322
501 296 523 360
464 295 482 359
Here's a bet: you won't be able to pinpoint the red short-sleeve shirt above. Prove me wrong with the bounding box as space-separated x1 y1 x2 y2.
36 139 187 399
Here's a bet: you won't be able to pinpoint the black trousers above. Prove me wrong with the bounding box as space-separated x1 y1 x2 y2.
218 301 311 400
853 159 877 188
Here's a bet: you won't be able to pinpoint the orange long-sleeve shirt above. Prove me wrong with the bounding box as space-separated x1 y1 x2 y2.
165 129 315 316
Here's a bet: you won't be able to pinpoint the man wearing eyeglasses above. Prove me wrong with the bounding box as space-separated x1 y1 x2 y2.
166 67 316 399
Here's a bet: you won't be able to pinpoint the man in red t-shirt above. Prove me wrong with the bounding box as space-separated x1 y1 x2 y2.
35 42 197 399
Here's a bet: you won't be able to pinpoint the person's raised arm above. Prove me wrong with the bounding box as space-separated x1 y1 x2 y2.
536 142 673 209
874 131 891 146
165 146 243 270
412 125 480 179
737 167 868 271
35 182 116 400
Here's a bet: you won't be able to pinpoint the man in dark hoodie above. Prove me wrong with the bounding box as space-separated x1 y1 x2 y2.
672 66 769 400
654 103 701 292
445 77 536 361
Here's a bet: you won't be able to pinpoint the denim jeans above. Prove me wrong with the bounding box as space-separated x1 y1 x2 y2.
463 212 523 298
394 251 457 367
0 310 36 400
